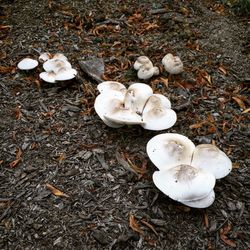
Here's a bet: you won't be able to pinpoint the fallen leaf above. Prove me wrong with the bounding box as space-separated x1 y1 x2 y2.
57 152 66 163
45 183 69 197
218 65 227 75
141 220 158 235
242 107 250 114
129 214 143 234
14 106 22 120
9 148 22 168
232 96 246 109
220 223 236 248
204 212 209 228
232 162 240 169
0 65 15 74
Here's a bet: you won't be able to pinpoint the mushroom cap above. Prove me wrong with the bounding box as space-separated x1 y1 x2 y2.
97 81 126 94
38 52 51 62
94 90 125 128
54 68 77 81
181 190 215 208
137 63 159 80
153 165 216 202
43 58 72 73
134 56 153 70
141 106 177 131
146 133 195 170
104 109 144 125
39 71 56 83
143 94 171 113
162 53 183 74
124 83 153 114
191 144 232 179
53 53 68 61
17 58 38 70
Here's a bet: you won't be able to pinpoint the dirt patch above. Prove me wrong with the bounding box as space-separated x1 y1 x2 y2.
0 0 249 249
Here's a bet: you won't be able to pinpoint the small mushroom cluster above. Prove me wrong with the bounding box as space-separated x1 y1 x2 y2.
94 81 177 130
133 56 159 80
133 53 183 80
147 133 232 208
17 53 77 83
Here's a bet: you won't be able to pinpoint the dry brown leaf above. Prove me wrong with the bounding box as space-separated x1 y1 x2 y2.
141 220 158 235
242 107 250 114
218 65 227 75
14 106 22 120
0 25 11 30
232 96 246 109
232 162 240 169
45 183 69 197
129 214 143 234
0 65 15 74
220 223 236 248
204 213 209 228
9 148 22 168
57 153 66 163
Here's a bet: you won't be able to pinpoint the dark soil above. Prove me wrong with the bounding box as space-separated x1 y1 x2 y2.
0 0 249 249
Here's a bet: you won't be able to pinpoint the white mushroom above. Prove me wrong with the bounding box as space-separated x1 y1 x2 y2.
133 56 153 70
94 90 125 128
146 133 195 170
143 94 172 113
97 81 126 94
124 83 153 114
181 190 215 208
141 107 177 131
43 58 72 73
153 165 216 202
17 58 38 70
104 109 144 125
53 53 68 61
137 64 159 80
39 71 56 83
38 52 51 62
162 53 183 74
54 68 77 81
191 144 232 179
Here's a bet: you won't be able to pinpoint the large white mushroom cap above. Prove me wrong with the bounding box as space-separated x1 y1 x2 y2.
191 144 232 179
153 165 216 202
54 68 77 81
124 83 153 114
94 90 125 128
162 53 183 74
17 58 38 70
97 81 126 94
53 53 68 61
181 190 215 208
133 56 153 70
43 58 72 73
147 133 195 170
137 64 159 80
39 71 56 83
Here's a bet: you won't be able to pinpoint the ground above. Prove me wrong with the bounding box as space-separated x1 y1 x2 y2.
0 0 249 249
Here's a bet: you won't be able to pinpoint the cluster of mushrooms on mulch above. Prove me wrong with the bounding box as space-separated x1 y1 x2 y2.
17 52 232 208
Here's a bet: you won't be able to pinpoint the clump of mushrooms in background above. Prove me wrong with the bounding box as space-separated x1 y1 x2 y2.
17 52 77 83
133 56 159 80
94 81 177 130
147 133 232 208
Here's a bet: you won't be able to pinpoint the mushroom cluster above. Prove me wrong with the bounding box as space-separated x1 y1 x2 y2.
133 56 159 80
147 133 232 208
17 53 77 83
39 53 77 83
94 81 177 130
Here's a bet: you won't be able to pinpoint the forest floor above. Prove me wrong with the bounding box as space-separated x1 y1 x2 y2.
0 0 249 249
